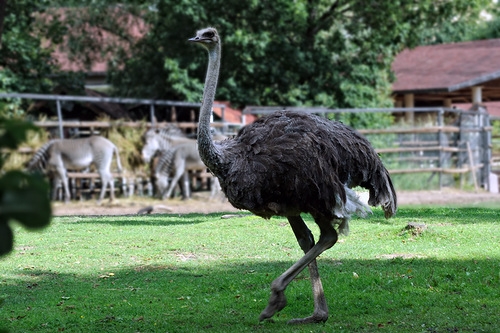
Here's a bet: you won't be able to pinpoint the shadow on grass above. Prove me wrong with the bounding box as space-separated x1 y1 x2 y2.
57 212 255 227
2 256 499 333
56 206 500 228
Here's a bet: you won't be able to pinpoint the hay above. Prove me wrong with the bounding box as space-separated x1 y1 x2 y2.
99 117 149 174
3 124 50 171
5 116 150 177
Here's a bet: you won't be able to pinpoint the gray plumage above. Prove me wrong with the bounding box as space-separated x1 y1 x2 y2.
190 27 397 324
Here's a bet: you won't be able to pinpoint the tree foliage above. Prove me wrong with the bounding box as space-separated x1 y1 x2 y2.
100 0 492 111
0 1 57 95
466 4 500 41
1 1 494 124
0 117 52 256
0 1 52 257
417 1 499 44
0 1 86 117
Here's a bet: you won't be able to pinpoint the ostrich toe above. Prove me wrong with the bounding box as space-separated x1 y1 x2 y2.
259 290 287 321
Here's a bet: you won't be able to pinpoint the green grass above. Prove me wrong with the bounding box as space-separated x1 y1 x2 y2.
1 206 499 333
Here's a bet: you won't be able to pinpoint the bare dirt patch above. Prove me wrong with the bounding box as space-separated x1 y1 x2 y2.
51 189 499 217
52 192 239 216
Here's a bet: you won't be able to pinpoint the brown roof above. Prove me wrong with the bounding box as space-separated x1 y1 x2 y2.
392 39 500 94
454 101 500 118
38 8 147 75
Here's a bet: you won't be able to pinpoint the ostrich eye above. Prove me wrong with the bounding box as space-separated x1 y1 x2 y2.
203 31 214 38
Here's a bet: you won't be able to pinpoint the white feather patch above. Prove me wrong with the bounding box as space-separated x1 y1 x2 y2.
332 187 372 236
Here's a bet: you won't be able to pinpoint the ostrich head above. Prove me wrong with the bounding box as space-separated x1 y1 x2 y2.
188 27 222 175
188 27 219 49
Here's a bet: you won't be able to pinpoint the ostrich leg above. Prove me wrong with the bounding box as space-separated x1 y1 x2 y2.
288 216 329 324
259 216 338 323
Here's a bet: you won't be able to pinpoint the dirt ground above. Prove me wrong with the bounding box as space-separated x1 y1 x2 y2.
51 189 499 216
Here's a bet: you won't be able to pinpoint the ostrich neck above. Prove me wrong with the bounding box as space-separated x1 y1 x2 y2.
197 44 223 175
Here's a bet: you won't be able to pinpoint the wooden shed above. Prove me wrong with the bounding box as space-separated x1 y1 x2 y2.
392 38 500 120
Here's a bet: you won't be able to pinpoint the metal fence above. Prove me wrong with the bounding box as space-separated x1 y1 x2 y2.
244 106 495 192
0 92 227 137
2 94 497 197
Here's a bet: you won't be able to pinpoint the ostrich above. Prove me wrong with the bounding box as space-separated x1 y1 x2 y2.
189 27 397 324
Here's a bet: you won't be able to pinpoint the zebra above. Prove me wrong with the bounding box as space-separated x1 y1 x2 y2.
153 148 186 199
141 125 226 163
142 125 191 198
154 141 215 200
142 125 225 200
141 124 190 164
26 136 123 203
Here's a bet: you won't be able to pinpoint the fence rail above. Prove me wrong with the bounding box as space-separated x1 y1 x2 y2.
8 116 493 192
31 120 227 130
2 93 498 196
0 92 226 139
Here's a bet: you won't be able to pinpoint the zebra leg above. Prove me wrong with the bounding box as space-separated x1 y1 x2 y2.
181 172 190 200
98 171 113 203
71 177 77 200
210 176 221 199
108 175 116 202
97 148 116 203
164 161 186 199
51 176 60 201
57 168 71 203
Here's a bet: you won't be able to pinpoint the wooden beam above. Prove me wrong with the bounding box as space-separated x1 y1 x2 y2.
472 86 482 104
404 93 414 124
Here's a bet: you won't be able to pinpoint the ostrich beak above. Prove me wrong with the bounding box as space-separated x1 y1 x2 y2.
188 36 203 43
188 35 212 43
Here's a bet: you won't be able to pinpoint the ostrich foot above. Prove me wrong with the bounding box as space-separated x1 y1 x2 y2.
259 290 287 321
287 312 329 324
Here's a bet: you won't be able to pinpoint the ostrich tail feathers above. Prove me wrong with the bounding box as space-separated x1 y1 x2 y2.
368 169 397 219
381 171 397 219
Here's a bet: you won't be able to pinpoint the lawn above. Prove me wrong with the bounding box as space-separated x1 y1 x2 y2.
1 206 499 332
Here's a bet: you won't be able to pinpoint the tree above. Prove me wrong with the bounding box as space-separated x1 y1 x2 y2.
466 3 500 41
103 0 491 111
21 0 491 128
0 2 52 257
0 0 6 46
417 1 499 44
0 1 85 117
0 1 55 95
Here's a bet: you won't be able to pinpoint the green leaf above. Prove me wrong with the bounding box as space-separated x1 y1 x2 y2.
0 171 52 230
0 119 38 149
0 221 14 256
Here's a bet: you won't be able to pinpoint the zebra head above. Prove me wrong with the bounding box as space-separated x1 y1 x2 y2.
141 125 185 163
142 130 163 163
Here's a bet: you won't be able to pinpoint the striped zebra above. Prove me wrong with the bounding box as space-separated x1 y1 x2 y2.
154 142 223 200
141 124 190 163
26 136 122 203
142 125 225 199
